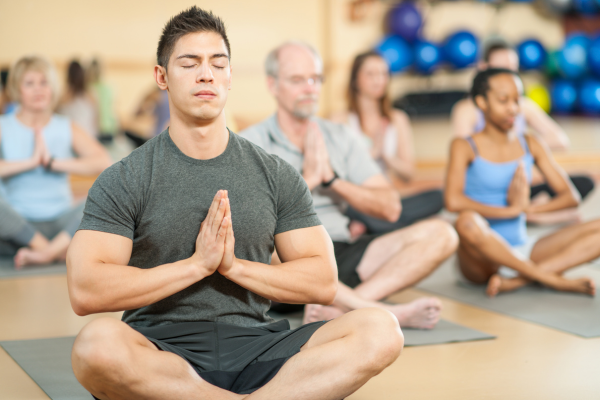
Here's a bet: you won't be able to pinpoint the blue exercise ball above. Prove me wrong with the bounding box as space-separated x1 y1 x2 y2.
444 31 479 69
375 35 413 74
413 40 442 74
517 39 547 70
579 79 600 113
550 80 577 113
587 35 600 77
389 2 422 42
558 33 590 79
573 0 599 14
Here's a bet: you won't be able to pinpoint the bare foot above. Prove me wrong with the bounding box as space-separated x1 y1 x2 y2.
486 274 528 297
556 277 596 296
348 221 367 241
302 304 344 324
13 248 54 269
389 297 442 330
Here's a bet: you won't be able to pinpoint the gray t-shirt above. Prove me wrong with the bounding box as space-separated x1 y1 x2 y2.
240 115 381 242
78 129 321 328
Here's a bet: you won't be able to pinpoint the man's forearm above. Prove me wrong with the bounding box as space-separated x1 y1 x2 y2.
67 258 206 316
222 256 337 305
330 179 400 222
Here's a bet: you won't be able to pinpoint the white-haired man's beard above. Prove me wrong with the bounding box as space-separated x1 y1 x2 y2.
291 95 319 119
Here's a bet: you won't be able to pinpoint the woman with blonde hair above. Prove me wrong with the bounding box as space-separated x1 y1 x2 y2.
0 55 111 268
333 50 444 235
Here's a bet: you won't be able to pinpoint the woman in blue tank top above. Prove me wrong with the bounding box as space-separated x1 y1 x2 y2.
445 68 598 297
0 56 111 268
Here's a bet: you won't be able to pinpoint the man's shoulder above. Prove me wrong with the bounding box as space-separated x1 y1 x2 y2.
234 131 289 170
238 117 272 147
315 117 361 149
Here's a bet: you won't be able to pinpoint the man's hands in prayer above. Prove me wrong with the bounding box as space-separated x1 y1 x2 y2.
302 122 335 190
190 190 231 277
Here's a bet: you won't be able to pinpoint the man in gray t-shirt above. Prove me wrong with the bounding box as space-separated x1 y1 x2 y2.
67 7 402 400
241 41 459 328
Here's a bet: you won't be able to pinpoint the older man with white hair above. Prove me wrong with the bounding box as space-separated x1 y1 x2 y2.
241 42 458 328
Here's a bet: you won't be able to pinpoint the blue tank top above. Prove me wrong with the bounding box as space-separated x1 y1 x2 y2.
474 108 526 136
0 113 73 221
463 135 534 247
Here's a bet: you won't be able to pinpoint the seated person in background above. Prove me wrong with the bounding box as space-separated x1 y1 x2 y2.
451 39 595 225
332 50 444 237
241 41 458 328
68 8 402 399
87 59 119 143
446 68 598 297
59 60 99 138
1 68 19 114
0 55 111 267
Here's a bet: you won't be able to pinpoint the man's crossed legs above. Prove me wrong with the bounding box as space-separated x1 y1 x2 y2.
305 219 459 329
73 308 403 400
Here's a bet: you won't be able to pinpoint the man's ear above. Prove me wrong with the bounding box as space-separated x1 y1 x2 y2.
154 65 168 90
474 94 487 111
477 61 488 71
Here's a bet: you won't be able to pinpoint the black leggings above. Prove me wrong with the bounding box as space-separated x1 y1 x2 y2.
531 174 595 200
346 189 444 235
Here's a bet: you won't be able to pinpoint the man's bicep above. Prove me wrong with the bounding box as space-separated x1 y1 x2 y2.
69 230 133 267
273 226 334 263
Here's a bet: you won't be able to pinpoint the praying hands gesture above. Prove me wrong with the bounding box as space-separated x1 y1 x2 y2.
302 122 336 191
507 162 530 215
191 190 236 277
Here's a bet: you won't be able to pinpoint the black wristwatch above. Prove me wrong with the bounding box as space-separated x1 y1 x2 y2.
322 171 339 188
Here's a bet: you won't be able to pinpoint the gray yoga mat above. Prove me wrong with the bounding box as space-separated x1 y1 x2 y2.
0 257 66 279
417 256 600 338
268 311 495 347
1 318 494 399
1 337 90 400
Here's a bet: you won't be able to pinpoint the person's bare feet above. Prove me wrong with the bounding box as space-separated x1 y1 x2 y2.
486 274 528 297
13 248 54 269
555 276 596 296
302 304 345 324
389 297 442 329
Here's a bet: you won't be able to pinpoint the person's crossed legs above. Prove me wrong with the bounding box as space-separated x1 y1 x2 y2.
73 309 403 400
455 210 596 297
304 219 458 329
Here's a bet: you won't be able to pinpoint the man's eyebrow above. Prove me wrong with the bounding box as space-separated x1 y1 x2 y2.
175 53 229 61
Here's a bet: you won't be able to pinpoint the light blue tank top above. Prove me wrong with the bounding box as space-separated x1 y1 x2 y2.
464 135 534 247
474 108 526 136
0 113 73 221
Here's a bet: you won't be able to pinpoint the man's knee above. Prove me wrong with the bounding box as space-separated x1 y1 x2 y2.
455 211 487 245
420 219 459 254
72 318 132 384
351 308 404 372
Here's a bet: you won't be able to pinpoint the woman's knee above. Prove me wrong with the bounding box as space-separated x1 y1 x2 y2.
455 211 487 244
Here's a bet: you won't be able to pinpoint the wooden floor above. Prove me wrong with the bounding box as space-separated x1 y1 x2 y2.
1 117 600 399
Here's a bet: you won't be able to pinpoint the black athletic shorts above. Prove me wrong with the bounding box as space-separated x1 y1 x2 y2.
129 319 326 395
333 234 380 288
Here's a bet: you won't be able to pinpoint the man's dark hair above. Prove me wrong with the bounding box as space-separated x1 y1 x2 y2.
157 6 230 69
483 39 513 62
471 68 520 101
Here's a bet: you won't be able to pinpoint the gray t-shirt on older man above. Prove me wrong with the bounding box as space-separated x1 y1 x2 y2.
78 129 321 328
240 115 382 242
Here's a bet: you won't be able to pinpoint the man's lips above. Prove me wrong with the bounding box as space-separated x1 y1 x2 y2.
194 90 216 99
